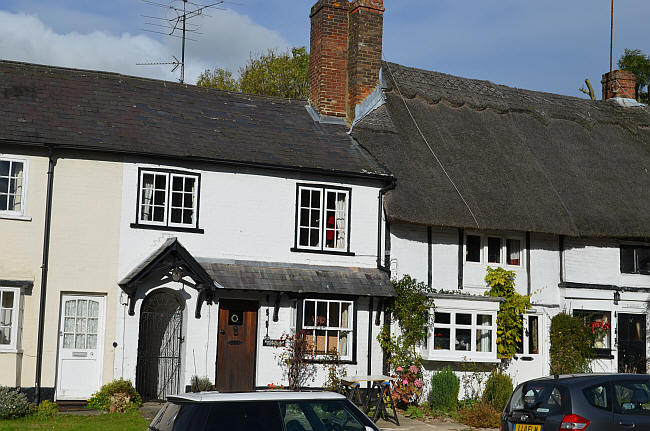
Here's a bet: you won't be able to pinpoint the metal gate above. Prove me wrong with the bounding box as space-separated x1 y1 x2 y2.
136 291 184 400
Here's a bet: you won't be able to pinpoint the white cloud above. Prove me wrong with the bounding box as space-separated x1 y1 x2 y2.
0 8 289 84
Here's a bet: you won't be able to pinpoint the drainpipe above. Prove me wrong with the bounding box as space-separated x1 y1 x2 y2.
35 145 56 404
376 179 396 272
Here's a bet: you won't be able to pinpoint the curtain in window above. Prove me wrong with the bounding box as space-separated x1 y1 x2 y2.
141 174 154 221
335 194 346 249
10 162 23 211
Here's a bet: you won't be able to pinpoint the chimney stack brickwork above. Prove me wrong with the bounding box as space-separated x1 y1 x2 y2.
309 0 384 123
601 70 637 100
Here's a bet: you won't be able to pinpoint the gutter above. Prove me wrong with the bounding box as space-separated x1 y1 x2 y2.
377 179 396 272
35 145 56 404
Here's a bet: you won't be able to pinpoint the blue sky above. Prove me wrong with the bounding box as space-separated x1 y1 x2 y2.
0 0 648 99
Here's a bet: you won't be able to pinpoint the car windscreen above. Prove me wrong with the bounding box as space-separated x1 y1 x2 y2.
507 381 571 417
163 401 284 431
280 400 367 431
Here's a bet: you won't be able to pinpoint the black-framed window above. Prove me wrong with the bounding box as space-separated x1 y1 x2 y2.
574 310 612 357
294 184 352 254
132 168 202 232
621 245 650 275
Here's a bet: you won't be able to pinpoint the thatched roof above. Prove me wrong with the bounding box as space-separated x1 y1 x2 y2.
352 62 650 238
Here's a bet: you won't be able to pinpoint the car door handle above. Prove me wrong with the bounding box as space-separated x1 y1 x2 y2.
619 422 636 428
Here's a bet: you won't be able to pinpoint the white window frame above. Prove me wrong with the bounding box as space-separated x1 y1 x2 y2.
0 287 21 352
465 233 524 268
137 169 199 229
295 185 350 253
428 308 498 361
0 155 29 219
301 299 354 361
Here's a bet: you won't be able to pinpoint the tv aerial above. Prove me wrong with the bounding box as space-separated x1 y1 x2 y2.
137 0 226 83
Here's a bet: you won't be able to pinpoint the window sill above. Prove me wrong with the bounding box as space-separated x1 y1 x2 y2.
0 214 32 222
593 349 614 360
130 223 204 234
290 248 355 257
307 358 356 365
425 354 500 363
0 348 22 354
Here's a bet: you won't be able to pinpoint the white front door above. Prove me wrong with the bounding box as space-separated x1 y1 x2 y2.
56 295 106 400
509 314 545 386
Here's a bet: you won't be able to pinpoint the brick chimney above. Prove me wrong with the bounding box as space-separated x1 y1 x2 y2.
309 0 384 124
601 69 637 100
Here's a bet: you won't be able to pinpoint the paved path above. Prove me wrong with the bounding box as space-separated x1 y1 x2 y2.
378 413 498 431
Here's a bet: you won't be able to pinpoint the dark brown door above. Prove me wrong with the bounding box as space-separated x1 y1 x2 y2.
618 313 647 374
216 300 258 392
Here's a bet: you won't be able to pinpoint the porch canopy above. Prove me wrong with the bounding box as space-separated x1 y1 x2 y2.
118 238 395 319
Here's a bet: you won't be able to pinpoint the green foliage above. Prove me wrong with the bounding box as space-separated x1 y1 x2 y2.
0 386 31 419
32 400 58 420
190 376 214 392
322 353 347 392
404 405 425 419
87 379 142 412
484 267 531 359
197 47 310 99
482 372 513 411
550 312 595 375
429 367 460 413
618 48 650 103
196 68 239 92
378 275 435 369
458 401 501 429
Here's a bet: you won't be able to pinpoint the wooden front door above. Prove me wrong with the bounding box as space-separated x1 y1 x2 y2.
618 313 647 374
216 300 258 392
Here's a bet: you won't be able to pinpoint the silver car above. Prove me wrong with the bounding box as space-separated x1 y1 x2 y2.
148 391 380 431
502 374 650 430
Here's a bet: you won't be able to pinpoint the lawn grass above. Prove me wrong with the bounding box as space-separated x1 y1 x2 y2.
0 411 149 431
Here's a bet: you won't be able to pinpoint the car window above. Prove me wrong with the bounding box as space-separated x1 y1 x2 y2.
615 380 650 416
281 401 364 431
150 402 181 431
170 401 283 431
509 383 569 416
583 384 610 411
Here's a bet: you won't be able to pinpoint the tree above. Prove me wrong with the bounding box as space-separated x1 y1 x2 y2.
196 47 310 99
617 48 650 103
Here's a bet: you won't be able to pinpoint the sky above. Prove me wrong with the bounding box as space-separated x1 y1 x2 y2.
0 0 648 99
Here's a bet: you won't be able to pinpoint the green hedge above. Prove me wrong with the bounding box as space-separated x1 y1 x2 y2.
482 372 513 411
550 313 594 375
430 367 460 412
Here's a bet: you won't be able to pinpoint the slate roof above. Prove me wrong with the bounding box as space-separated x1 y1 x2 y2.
198 258 395 297
0 60 388 178
352 62 650 238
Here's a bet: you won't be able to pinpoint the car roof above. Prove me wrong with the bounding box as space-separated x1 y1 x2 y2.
168 391 346 403
523 373 649 385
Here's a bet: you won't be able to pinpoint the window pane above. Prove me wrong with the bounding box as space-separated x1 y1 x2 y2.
87 334 98 350
529 316 539 354
0 327 9 345
476 329 492 352
1 291 13 308
281 403 314 431
77 300 87 317
0 161 8 176
88 301 99 318
299 228 309 247
171 192 182 207
507 239 521 265
142 173 154 189
487 237 501 263
182 209 193 225
76 318 87 334
456 313 471 325
339 332 349 357
153 206 165 221
477 314 492 326
0 177 7 195
315 330 326 354
154 190 166 204
63 334 74 348
455 328 471 351
615 381 650 415
170 208 182 223
309 228 320 247
65 300 76 317
583 385 609 410
308 401 364 431
327 330 338 354
75 334 86 349
0 195 6 210
299 209 309 227
340 303 350 329
434 328 450 350
0 309 12 326
466 235 481 262
310 190 321 208
621 246 635 273
435 312 450 325
316 302 327 326
329 302 340 328
637 248 650 274
88 318 98 334
300 189 310 208
64 317 75 332
172 176 183 191
154 174 166 189
304 301 315 326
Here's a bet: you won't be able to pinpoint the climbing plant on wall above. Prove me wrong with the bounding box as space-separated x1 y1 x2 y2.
484 267 531 359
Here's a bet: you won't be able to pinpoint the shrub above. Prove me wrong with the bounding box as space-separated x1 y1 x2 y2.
190 376 214 392
430 367 460 412
322 353 347 392
482 372 513 411
276 331 316 390
550 313 595 375
404 405 425 419
0 386 31 419
32 400 58 419
392 365 424 408
458 401 501 429
87 379 142 412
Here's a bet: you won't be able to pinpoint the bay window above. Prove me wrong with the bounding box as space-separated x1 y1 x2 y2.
295 184 351 253
430 308 497 361
301 299 353 360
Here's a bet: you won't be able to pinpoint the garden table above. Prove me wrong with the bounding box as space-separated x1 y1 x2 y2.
340 375 400 426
